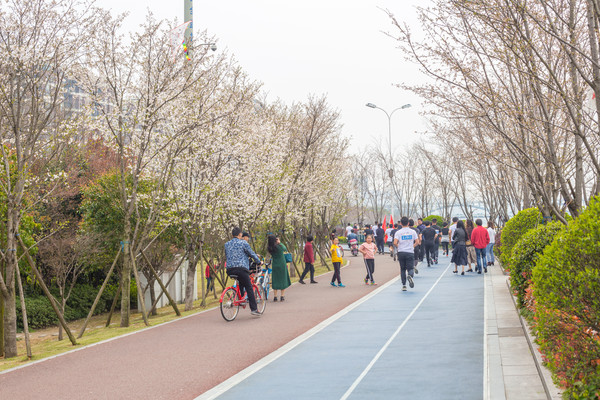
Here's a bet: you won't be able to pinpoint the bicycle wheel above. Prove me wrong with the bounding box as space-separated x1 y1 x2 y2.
261 274 269 299
254 286 267 314
220 288 239 321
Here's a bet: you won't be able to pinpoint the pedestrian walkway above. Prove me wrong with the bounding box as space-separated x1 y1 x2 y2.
485 263 558 400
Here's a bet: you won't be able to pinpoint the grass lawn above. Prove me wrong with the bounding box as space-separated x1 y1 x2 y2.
0 258 335 371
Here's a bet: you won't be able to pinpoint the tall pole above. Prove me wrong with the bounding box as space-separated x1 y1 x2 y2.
184 0 193 58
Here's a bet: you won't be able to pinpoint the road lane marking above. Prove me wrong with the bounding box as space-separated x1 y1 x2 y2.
339 262 452 400
484 268 489 400
197 275 400 400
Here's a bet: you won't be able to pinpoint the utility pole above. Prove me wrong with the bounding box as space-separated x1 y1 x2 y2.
184 0 193 58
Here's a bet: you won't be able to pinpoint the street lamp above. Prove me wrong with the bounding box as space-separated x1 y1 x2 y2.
365 102 412 179
198 43 217 52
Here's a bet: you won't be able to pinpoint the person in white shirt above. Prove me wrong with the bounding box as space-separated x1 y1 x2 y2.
345 224 353 237
394 216 420 291
449 216 459 243
385 224 393 248
486 221 496 266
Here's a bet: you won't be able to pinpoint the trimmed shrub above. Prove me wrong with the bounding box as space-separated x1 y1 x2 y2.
499 208 542 268
532 196 600 395
509 222 563 308
424 215 445 224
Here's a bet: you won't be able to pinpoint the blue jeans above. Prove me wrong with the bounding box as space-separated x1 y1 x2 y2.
475 247 487 272
486 243 495 263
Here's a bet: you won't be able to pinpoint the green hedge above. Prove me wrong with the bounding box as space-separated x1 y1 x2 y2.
532 196 600 396
16 284 118 330
509 222 563 308
499 208 542 269
424 215 445 224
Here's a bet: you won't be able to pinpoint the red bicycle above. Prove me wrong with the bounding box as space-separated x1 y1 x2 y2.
219 272 267 321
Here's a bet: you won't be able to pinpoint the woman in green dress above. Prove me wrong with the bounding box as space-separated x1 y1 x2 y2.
267 235 291 302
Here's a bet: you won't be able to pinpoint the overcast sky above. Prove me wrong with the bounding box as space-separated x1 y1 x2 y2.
95 0 430 153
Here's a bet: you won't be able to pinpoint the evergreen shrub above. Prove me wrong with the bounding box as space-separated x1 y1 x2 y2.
499 208 542 269
509 221 563 308
532 196 600 396
16 284 117 330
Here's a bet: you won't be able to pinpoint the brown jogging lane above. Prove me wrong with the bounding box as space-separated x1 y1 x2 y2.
0 253 403 400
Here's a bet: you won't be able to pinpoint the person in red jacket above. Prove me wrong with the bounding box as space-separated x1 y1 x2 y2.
299 235 318 284
205 264 214 292
470 219 490 274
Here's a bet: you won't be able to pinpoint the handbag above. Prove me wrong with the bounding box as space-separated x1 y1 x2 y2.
284 252 293 263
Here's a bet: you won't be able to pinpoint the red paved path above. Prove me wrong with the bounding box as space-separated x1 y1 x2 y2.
0 253 401 400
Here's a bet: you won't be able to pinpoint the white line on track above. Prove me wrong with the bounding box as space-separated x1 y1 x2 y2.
484 268 489 400
196 275 400 400
339 262 452 400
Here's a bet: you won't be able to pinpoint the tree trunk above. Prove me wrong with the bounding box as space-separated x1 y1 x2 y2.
0 261 4 357
15 265 31 358
120 236 131 327
148 281 157 316
185 250 197 311
3 209 19 358
58 300 66 341
199 241 207 308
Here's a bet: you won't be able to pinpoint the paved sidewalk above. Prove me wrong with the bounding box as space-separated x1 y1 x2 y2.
485 264 558 400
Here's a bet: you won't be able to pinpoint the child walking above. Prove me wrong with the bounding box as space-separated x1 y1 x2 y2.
358 234 377 285
330 237 345 287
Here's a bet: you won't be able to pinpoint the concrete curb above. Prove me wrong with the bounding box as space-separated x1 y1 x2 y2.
500 265 562 400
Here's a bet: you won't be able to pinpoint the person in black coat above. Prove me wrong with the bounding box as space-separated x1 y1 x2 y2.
375 224 385 254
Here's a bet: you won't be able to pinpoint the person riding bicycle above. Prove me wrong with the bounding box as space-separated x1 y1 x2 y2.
347 229 358 246
224 227 263 316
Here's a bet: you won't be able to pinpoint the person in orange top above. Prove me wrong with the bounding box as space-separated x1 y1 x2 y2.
470 219 491 274
359 234 378 285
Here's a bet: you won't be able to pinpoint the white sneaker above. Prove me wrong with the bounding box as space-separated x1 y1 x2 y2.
402 285 407 291
407 275 414 288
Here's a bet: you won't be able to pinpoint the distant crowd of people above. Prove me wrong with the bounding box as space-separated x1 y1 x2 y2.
341 217 497 290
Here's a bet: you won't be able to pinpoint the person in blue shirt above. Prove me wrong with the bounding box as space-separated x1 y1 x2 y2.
224 227 263 316
347 229 358 243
